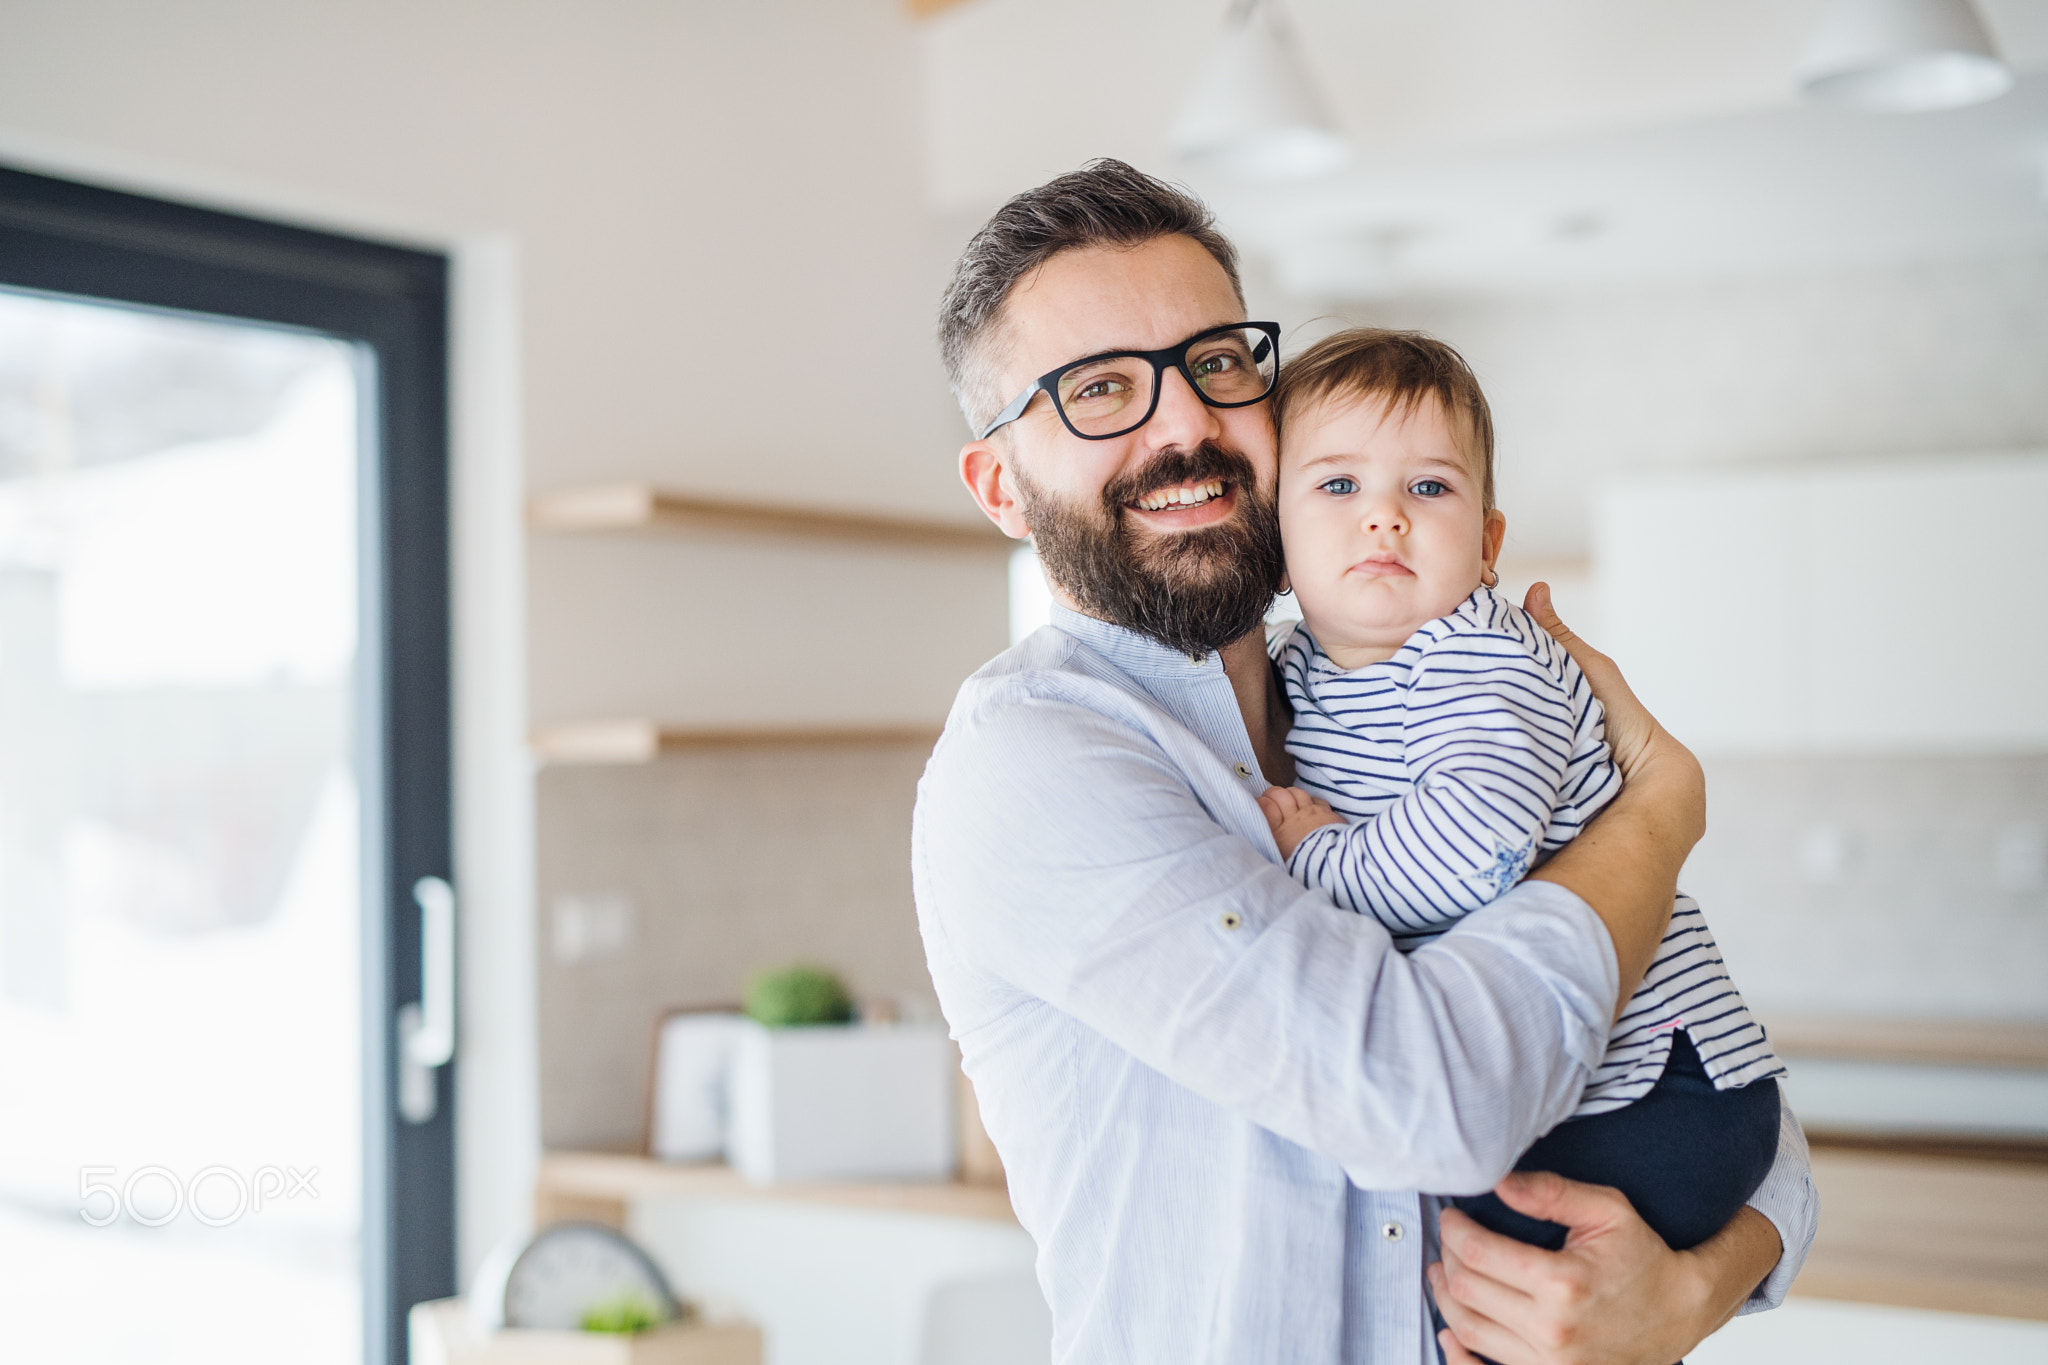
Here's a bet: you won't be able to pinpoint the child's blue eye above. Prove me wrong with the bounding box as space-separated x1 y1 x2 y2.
1411 479 1449 497
1318 477 1357 495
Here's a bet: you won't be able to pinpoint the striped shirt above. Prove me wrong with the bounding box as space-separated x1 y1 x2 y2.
914 603 1815 1363
1277 587 1785 1115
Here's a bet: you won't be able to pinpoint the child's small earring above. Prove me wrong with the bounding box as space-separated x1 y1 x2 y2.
1481 566 1499 588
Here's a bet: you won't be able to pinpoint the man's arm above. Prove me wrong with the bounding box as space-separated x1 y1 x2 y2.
918 685 1615 1196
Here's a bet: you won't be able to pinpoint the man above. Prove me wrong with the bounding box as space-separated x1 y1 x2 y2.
912 160 1815 1364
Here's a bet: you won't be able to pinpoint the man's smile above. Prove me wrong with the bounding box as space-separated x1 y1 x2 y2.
1124 479 1240 529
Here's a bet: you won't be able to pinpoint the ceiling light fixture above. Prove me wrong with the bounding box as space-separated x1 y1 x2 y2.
1799 0 2014 112
1169 0 1350 180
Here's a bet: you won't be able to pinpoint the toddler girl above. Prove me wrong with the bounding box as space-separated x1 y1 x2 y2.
1258 327 1784 1256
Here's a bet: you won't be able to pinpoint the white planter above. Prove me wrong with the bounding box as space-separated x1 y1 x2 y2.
726 1021 956 1183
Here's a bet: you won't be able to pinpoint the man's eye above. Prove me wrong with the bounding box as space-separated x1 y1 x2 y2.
1411 479 1448 497
1318 477 1357 495
1191 353 1238 377
1075 378 1130 401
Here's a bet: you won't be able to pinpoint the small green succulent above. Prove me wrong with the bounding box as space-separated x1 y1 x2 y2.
580 1292 665 1335
743 964 854 1028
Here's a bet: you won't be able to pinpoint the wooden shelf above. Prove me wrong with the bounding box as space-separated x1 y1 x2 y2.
535 1151 2048 1321
1769 1015 2048 1070
535 1151 1016 1226
1795 1148 2048 1320
529 719 942 765
528 482 1008 551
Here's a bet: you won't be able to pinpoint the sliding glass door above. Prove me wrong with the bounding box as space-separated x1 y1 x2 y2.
0 167 451 1365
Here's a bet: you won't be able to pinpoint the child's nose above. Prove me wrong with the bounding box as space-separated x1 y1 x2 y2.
1361 507 1408 534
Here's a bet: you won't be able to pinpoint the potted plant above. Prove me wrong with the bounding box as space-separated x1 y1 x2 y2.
725 965 956 1184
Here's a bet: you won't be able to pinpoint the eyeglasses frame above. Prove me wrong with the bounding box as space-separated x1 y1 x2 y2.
974 320 1283 442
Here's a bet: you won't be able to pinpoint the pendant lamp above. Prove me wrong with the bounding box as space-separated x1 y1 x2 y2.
1169 0 1350 180
1800 0 2014 111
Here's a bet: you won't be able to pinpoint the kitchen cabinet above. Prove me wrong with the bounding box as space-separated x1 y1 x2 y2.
1596 452 2048 753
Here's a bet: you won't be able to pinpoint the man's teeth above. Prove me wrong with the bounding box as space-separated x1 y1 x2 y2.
1133 480 1227 511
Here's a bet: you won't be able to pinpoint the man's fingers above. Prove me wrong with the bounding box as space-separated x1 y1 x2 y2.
1433 1234 1543 1330
1437 1328 1487 1365
1521 580 1664 777
1491 1169 1632 1238
1429 1262 1531 1365
1522 581 1574 646
1523 581 1615 684
1438 1206 1569 1295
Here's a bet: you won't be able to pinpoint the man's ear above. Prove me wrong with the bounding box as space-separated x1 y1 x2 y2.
961 438 1034 540
1481 508 1507 574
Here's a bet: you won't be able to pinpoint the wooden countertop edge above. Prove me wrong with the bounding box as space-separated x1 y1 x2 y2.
1790 1268 2048 1322
1767 1015 2048 1070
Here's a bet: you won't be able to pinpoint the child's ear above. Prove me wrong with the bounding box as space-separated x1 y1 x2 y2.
1481 508 1507 571
1278 570 1292 595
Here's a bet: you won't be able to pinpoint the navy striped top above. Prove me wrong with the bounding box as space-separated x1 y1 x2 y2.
1276 587 1784 1114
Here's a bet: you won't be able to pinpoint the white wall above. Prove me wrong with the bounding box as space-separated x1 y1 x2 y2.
0 0 970 515
0 0 997 1282
1332 251 2048 561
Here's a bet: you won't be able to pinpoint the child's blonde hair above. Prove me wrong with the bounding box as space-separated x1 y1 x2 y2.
1275 327 1497 511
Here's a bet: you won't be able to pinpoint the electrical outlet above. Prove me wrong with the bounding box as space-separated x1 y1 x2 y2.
1796 823 1858 886
1993 824 2047 893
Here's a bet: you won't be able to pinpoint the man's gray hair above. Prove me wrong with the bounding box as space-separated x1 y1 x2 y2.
937 158 1245 434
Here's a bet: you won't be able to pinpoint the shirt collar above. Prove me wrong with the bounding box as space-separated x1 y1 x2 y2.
1049 604 1224 678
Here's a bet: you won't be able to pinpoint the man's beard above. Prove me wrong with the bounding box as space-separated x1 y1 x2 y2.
1017 442 1285 658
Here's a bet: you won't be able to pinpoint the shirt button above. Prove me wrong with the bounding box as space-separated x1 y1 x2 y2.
1220 912 1244 931
1233 762 1253 779
1381 1221 1404 1242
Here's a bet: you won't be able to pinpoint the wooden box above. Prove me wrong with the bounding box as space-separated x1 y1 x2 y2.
409 1298 761 1365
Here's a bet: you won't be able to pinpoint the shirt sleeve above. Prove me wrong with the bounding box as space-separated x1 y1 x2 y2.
1737 1087 1820 1314
917 685 1619 1196
1287 633 1581 933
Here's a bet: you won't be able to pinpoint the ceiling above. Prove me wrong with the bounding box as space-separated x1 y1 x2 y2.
924 0 2048 298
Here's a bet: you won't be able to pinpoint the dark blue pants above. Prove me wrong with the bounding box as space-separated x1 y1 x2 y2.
1451 1032 1781 1253
1439 1035 1778 1365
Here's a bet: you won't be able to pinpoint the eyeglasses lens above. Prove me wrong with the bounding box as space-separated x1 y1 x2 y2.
1052 327 1276 437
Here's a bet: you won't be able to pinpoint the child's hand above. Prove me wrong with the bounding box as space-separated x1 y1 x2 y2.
1257 785 1345 859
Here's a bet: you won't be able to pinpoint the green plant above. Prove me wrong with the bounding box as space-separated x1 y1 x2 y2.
580 1292 665 1335
744 964 854 1028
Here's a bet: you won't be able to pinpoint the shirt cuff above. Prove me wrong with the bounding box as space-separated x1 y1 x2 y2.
1737 1088 1819 1314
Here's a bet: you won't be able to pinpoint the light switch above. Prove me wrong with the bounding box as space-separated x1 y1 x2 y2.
552 893 634 964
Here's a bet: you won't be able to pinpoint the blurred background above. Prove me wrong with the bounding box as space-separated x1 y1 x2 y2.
0 1 2042 1362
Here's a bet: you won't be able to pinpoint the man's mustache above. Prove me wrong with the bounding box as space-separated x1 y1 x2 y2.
1102 443 1260 516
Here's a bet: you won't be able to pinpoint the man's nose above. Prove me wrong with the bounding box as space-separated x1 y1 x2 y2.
1142 364 1222 450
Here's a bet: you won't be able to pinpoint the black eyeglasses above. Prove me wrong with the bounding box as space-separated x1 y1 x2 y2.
976 321 1281 442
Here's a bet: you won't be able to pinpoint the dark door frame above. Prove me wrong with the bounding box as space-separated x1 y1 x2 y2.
0 165 454 1365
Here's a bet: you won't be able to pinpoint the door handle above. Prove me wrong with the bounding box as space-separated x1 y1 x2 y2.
398 875 455 1124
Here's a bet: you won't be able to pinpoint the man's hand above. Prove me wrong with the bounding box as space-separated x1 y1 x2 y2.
1257 784 1344 859
1426 1171 1781 1365
1522 583 1692 799
1520 583 1702 1006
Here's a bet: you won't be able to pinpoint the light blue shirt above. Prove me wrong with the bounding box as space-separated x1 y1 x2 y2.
912 606 1816 1364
